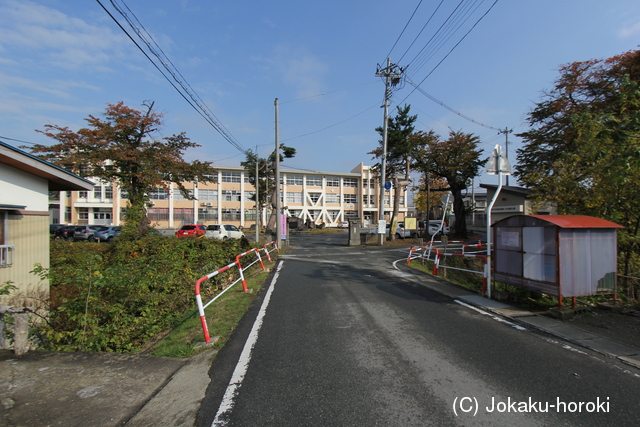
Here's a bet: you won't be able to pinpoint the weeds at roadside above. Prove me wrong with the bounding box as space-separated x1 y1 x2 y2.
147 270 272 358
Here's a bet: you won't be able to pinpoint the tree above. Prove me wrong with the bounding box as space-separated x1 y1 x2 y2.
412 174 448 220
515 49 640 286
371 104 418 240
28 101 216 236
241 144 296 234
414 130 486 238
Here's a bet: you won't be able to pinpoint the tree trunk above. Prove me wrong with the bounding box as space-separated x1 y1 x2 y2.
451 187 468 238
389 177 401 241
266 187 277 233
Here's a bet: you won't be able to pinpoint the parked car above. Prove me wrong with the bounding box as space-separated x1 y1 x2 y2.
205 224 244 240
337 221 349 229
94 226 122 242
73 225 103 242
418 220 450 236
175 224 207 238
52 225 77 241
386 222 411 239
49 223 66 234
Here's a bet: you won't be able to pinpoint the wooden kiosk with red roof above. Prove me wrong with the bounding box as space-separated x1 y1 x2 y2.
492 215 623 309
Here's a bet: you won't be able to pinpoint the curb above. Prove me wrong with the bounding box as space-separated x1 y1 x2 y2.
394 261 640 371
126 348 217 427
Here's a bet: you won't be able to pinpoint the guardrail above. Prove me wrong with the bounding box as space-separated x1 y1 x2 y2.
406 243 489 294
195 244 277 343
433 252 489 294
407 241 466 265
260 241 279 262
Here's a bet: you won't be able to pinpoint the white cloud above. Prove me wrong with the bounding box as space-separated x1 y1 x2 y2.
618 19 640 38
268 45 329 100
0 0 131 70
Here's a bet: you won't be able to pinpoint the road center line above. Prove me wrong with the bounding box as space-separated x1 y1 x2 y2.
212 261 284 426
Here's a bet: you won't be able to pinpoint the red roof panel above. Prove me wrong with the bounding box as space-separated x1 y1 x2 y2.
528 215 623 229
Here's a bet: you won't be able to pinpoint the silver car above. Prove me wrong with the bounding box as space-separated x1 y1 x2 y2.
73 225 102 242
205 224 245 240
94 226 122 242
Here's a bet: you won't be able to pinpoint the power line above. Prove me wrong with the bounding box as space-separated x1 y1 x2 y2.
384 0 426 63
403 0 469 72
279 80 378 104
406 0 487 77
0 135 38 146
108 0 246 153
408 81 501 131
400 0 499 104
281 102 380 143
97 0 247 154
396 0 446 65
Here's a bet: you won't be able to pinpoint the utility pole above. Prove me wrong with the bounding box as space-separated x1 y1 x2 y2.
255 145 259 243
375 58 404 245
274 98 281 245
498 128 513 185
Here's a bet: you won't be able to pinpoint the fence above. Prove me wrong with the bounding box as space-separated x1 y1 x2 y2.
195 242 278 343
406 241 469 265
407 242 489 294
432 252 489 293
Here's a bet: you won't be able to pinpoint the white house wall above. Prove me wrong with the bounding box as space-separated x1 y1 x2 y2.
0 164 48 211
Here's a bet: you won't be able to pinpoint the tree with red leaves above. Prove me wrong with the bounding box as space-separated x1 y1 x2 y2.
28 101 216 236
515 49 640 291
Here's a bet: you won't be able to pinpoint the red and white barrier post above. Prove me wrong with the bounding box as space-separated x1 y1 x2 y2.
195 261 238 343
195 246 278 343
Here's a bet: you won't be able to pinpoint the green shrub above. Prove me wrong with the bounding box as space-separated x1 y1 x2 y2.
40 236 253 352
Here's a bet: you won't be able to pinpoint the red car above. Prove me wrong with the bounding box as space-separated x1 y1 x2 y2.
175 224 207 238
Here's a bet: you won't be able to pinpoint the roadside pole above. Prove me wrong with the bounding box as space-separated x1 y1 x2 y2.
275 98 281 246
485 144 511 299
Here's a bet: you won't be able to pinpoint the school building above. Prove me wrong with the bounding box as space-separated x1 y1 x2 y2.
49 163 408 230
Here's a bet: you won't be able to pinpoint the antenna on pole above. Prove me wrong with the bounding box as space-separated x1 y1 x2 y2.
498 128 513 185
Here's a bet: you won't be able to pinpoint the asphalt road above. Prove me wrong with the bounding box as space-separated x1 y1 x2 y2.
198 233 640 426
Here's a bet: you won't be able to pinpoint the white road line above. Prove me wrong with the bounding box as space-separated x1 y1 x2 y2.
454 299 527 331
391 258 407 270
212 261 284 426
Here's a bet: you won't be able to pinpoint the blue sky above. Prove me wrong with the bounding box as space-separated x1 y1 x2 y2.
1 0 639 188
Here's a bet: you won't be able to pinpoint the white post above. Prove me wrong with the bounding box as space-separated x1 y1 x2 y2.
485 171 503 299
485 144 511 299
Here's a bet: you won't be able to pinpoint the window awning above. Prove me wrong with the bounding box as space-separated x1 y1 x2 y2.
0 204 27 210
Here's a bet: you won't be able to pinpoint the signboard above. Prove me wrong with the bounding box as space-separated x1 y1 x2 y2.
492 205 523 213
501 231 520 247
377 220 386 234
405 217 417 230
